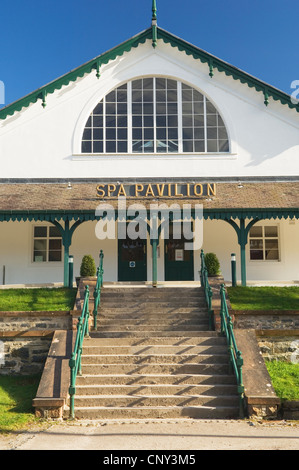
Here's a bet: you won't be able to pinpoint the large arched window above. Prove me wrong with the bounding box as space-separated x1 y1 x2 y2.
81 78 229 154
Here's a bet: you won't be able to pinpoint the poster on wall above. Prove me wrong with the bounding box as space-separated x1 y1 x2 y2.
175 249 184 261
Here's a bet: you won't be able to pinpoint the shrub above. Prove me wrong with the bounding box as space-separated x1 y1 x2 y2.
80 255 96 277
205 252 220 276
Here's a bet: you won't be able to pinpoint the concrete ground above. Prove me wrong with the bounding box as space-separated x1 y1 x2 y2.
1 419 299 451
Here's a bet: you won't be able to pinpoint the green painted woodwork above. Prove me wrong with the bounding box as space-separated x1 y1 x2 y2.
164 222 194 281
200 249 214 330
0 207 298 223
1 26 299 120
69 284 90 419
225 217 261 287
152 0 157 48
151 238 158 286
93 250 104 329
220 283 245 418
118 235 147 282
151 212 158 286
51 219 84 287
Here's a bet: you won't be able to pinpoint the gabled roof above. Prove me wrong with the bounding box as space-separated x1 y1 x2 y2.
0 26 298 120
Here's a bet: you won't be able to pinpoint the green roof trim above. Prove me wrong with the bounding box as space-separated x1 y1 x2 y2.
0 28 152 120
0 207 298 223
157 28 299 113
0 26 298 120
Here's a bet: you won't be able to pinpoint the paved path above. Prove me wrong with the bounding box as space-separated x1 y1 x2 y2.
1 419 299 451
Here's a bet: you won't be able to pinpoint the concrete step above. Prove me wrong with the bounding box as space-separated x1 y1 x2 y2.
76 373 237 386
98 308 208 316
81 354 229 365
74 383 238 396
80 363 231 375
72 394 239 408
92 330 211 337
95 324 209 332
82 345 228 355
64 405 239 420
86 334 225 346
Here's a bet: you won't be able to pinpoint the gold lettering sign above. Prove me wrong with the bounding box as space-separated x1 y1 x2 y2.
96 183 217 199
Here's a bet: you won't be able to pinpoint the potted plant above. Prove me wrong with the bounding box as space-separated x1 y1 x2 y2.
204 252 221 277
76 255 96 287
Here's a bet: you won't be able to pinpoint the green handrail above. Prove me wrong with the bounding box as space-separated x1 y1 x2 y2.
69 284 90 419
93 250 104 330
200 249 214 330
220 283 246 418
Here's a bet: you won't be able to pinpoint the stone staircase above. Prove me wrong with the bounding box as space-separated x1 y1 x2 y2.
65 284 240 420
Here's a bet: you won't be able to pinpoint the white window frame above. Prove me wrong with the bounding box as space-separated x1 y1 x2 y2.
81 77 230 156
249 224 280 262
32 225 63 264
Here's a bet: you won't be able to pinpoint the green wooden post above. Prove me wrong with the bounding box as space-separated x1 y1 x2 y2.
152 238 158 287
239 219 247 287
225 217 261 288
51 219 84 288
63 221 71 288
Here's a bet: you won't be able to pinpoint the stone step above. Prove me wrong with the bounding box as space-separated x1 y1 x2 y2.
81 353 229 365
76 373 237 386
86 334 224 346
100 294 205 301
97 315 208 329
98 308 208 316
82 345 228 355
92 330 210 337
95 323 209 332
74 383 238 396
99 288 203 294
63 405 239 420
81 362 231 375
97 303 207 311
71 394 239 408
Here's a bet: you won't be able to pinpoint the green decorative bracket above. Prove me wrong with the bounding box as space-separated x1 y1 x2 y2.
41 90 47 108
209 60 214 78
96 60 101 79
264 88 269 106
225 217 261 286
51 219 84 287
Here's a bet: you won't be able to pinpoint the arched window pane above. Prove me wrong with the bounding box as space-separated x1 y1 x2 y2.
81 78 229 154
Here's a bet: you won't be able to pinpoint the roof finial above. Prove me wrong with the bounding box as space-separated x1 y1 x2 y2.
152 0 157 48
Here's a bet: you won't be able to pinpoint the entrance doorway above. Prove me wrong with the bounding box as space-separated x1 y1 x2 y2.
164 222 194 281
118 236 147 281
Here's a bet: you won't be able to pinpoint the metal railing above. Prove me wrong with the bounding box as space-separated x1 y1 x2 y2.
68 251 104 419
93 250 104 330
220 283 246 418
200 249 214 330
69 284 90 419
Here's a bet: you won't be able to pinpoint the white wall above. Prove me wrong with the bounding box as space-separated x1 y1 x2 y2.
1 40 299 179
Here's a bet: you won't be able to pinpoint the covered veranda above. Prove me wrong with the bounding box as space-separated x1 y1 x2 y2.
0 179 298 287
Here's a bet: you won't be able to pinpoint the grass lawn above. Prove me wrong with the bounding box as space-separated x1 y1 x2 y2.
0 287 76 311
227 286 299 310
266 362 299 401
0 375 41 432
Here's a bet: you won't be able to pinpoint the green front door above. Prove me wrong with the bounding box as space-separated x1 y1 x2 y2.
164 223 194 281
118 236 147 281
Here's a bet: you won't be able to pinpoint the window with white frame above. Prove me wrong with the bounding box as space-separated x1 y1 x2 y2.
249 225 280 261
81 77 229 154
33 226 62 263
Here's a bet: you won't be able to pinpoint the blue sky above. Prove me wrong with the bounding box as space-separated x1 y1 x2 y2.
1 0 298 106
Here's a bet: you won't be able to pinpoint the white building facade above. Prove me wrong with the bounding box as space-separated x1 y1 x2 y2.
0 16 299 287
